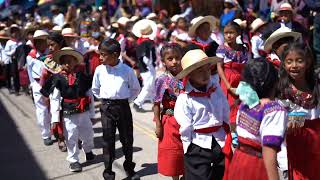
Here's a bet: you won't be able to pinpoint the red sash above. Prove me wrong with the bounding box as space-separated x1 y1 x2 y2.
64 96 91 113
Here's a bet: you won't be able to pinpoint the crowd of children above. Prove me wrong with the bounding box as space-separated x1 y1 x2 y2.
0 0 319 180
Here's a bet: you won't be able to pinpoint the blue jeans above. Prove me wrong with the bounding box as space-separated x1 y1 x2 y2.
314 16 320 66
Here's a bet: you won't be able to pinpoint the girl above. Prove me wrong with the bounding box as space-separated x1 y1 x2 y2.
278 43 320 180
228 59 287 180
154 44 184 180
217 21 249 129
170 17 190 43
41 32 67 152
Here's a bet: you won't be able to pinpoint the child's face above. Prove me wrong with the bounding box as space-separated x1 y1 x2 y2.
48 39 60 54
177 19 187 30
195 22 211 41
224 26 238 45
60 55 78 72
278 10 293 23
99 49 119 66
284 50 309 82
162 49 182 76
188 65 211 88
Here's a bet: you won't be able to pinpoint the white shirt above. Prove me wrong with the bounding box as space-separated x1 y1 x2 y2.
251 34 264 58
3 39 21 64
53 13 65 27
174 79 230 153
92 62 141 101
0 43 5 63
26 50 47 84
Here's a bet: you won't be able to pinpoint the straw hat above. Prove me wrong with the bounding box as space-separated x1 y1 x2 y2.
188 16 217 38
53 47 83 65
0 30 9 39
176 49 219 79
264 26 301 52
146 13 157 20
52 25 62 33
250 18 266 32
33 30 49 40
171 14 181 23
23 22 36 35
10 24 20 33
233 19 247 28
117 17 130 27
61 28 80 38
130 16 139 22
278 2 293 12
132 19 157 39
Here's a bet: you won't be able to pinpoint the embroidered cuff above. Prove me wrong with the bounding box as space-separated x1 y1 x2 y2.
262 135 283 148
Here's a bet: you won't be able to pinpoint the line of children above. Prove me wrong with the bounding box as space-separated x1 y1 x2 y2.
154 43 184 180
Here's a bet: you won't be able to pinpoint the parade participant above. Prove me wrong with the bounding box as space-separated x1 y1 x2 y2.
216 21 249 130
40 32 67 152
0 30 9 87
40 47 95 172
92 39 141 180
51 5 65 27
154 43 184 180
250 18 267 58
61 28 87 55
278 43 320 180
170 17 190 43
3 24 22 94
264 26 301 68
188 16 219 57
132 19 157 112
228 59 287 180
26 30 52 145
174 49 232 180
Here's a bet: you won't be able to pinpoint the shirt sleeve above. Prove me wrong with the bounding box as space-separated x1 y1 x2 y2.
128 67 141 102
86 89 95 119
260 107 287 149
174 94 193 153
154 75 166 103
216 45 226 59
4 41 16 56
50 87 62 124
26 55 35 84
91 66 101 99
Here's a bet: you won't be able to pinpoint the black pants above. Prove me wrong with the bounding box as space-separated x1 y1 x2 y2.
100 99 135 180
11 58 20 92
4 63 19 92
184 137 225 180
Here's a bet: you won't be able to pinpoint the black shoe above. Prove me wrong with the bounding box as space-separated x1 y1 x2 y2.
43 138 53 146
133 103 146 113
69 162 82 172
103 170 115 180
85 151 96 162
126 170 140 180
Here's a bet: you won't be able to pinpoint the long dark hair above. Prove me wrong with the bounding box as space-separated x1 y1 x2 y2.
48 32 67 49
278 42 319 105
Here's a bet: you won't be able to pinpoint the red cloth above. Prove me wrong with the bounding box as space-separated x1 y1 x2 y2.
137 37 152 45
228 137 268 180
19 68 29 86
158 113 184 176
64 96 91 113
287 119 320 180
89 52 101 76
220 62 244 124
51 121 64 137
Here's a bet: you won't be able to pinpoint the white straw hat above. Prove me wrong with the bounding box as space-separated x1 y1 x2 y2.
117 17 130 26
176 49 219 79
53 47 83 65
61 28 80 38
52 25 62 32
132 19 157 39
250 18 266 32
233 18 247 28
264 26 301 52
278 2 293 12
188 16 217 38
146 13 157 20
171 14 181 23
33 30 49 39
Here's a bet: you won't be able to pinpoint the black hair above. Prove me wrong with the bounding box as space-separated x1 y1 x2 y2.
48 32 67 49
241 58 279 98
278 42 319 105
98 38 121 55
272 36 294 50
224 21 242 35
160 43 183 61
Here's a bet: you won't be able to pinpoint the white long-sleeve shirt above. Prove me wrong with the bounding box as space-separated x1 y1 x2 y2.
53 13 65 27
92 62 141 101
26 50 47 85
3 39 21 64
174 79 230 153
251 34 264 58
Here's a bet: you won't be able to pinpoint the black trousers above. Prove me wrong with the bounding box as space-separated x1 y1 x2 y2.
100 99 135 180
184 137 225 180
4 63 19 92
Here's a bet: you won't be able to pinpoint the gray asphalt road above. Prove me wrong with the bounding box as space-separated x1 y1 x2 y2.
0 88 170 180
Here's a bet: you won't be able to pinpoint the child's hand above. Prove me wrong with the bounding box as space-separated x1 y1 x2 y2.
155 124 163 139
229 88 237 95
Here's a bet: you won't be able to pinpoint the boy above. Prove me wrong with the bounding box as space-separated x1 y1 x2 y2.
40 47 95 172
92 39 141 180
174 49 232 180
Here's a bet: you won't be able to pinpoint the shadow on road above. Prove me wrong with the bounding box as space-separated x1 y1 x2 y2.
0 99 47 179
137 163 158 177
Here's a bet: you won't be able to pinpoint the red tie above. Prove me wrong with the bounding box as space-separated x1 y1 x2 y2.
68 73 76 86
188 86 217 98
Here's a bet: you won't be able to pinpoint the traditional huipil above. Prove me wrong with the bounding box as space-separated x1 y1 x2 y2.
216 44 249 125
228 101 287 180
279 85 320 180
154 71 184 176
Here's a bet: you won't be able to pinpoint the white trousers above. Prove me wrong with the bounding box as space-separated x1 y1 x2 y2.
134 70 156 107
32 81 51 139
63 111 94 163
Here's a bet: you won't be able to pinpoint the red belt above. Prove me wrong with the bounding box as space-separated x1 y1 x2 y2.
194 122 233 180
64 96 91 113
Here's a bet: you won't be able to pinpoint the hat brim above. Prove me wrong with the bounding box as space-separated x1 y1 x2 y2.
132 19 157 39
53 50 83 65
188 16 217 37
250 21 267 33
175 56 219 79
63 34 80 38
0 35 9 39
264 32 301 52
33 35 48 40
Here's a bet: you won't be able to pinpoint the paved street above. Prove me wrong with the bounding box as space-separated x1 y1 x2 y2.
0 88 170 180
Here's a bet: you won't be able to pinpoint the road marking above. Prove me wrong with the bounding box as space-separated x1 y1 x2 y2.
133 121 157 141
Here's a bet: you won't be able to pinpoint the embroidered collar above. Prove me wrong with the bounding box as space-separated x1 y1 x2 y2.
196 37 213 45
283 84 316 109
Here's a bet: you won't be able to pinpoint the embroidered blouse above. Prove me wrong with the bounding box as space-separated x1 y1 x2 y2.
216 44 249 64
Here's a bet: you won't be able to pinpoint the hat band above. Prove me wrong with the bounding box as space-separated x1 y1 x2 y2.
279 7 293 11
63 33 78 36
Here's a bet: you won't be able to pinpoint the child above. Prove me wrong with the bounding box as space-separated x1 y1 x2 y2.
92 39 141 180
228 59 287 180
174 49 232 180
217 21 249 129
170 17 190 43
0 30 9 87
249 18 267 58
264 26 301 68
154 44 184 180
278 43 320 180
40 47 95 172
